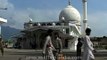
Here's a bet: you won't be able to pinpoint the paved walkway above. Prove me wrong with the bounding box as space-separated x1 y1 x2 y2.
0 48 107 60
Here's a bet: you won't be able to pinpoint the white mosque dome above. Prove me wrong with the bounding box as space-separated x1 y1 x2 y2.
59 5 81 23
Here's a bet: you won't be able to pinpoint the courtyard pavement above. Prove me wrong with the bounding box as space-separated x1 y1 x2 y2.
0 48 107 60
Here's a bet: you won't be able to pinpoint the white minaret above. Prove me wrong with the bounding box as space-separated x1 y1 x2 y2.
82 0 88 36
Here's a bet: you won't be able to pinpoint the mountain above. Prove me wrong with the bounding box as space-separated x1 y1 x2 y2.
1 26 21 40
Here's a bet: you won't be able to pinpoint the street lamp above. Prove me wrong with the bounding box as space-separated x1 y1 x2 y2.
0 8 7 10
0 7 7 37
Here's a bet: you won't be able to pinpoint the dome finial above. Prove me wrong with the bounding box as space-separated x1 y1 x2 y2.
68 0 71 5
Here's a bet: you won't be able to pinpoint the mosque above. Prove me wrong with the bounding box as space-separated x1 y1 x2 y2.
14 0 86 51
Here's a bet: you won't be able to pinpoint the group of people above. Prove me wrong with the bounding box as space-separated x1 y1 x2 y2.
43 29 63 60
43 28 95 60
0 28 95 60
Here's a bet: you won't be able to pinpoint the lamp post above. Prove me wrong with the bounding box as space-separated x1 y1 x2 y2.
0 8 7 10
0 8 7 37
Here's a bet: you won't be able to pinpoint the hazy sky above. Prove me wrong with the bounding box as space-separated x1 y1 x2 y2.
0 0 107 37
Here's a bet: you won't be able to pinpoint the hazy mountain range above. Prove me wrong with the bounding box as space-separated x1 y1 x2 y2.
1 26 21 40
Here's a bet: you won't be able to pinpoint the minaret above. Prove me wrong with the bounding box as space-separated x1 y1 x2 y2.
82 0 88 36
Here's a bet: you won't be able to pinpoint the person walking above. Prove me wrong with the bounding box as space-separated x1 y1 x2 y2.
54 32 63 60
77 38 82 60
54 32 62 54
82 28 95 60
43 29 56 60
0 37 4 56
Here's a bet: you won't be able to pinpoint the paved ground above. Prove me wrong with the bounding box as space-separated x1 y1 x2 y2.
0 49 37 60
0 48 107 60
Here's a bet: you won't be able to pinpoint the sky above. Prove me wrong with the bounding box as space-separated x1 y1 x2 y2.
0 0 107 37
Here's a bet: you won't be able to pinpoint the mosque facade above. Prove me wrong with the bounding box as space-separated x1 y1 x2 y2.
14 1 81 50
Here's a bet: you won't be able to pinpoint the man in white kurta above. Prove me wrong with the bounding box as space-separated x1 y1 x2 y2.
82 28 95 60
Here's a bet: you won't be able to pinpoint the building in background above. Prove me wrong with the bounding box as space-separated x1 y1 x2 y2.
91 36 107 50
13 0 81 50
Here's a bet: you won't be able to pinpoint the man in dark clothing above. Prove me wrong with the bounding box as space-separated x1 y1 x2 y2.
77 38 83 60
0 37 4 56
